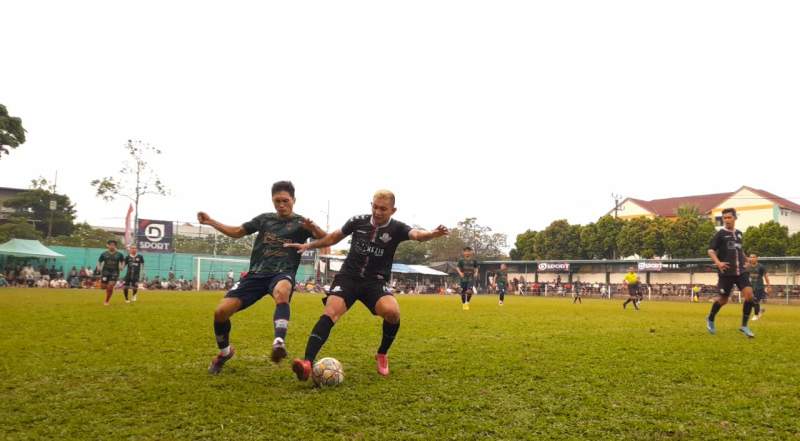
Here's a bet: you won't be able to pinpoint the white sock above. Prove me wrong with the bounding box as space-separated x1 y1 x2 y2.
220 346 231 356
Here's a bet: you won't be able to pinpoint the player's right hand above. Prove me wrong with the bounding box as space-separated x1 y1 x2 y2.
197 211 211 224
716 262 729 271
283 242 310 252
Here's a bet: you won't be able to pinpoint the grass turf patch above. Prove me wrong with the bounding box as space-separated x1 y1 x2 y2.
1 289 798 440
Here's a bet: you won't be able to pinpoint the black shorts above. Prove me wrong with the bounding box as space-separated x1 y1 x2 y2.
753 287 767 301
224 273 294 311
326 274 392 315
628 283 639 296
460 280 474 292
101 272 119 286
718 273 751 296
124 274 140 288
497 284 507 295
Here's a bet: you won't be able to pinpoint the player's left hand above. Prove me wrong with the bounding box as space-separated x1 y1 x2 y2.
301 217 316 231
432 225 449 237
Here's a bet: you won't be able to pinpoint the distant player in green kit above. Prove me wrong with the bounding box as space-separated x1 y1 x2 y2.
496 263 508 306
97 240 125 306
457 247 478 310
746 254 770 321
198 181 327 374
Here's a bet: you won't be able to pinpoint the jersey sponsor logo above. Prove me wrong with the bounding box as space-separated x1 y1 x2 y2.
331 285 343 293
379 233 392 243
354 240 385 257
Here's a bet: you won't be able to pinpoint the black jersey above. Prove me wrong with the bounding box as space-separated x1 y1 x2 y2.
124 254 144 279
709 228 746 276
339 215 412 281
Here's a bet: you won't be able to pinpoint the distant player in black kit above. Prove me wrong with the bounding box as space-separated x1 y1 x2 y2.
123 245 144 303
706 208 756 338
198 181 326 374
97 240 125 306
746 254 770 321
287 190 448 380
573 280 582 304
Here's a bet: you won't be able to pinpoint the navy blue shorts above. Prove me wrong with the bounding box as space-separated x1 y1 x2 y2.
460 280 473 292
224 273 294 311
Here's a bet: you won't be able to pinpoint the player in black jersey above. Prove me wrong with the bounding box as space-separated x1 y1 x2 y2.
123 246 144 303
287 190 448 380
706 208 756 338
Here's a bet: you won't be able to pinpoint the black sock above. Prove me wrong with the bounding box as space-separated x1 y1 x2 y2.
133 288 138 295
461 292 467 304
500 293 505 302
467 292 473 302
742 301 753 327
623 299 630 307
304 315 335 362
214 320 231 350
274 302 290 340
123 288 129 300
753 302 761 316
378 320 400 355
708 301 723 321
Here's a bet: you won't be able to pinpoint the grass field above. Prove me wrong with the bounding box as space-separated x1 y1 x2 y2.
2 289 799 440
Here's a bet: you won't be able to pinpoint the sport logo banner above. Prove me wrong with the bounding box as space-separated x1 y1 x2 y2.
537 262 570 272
637 261 663 272
137 219 174 253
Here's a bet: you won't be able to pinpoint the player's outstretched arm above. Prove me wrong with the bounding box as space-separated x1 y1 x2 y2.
301 217 327 239
285 229 346 253
409 225 449 242
196 211 247 238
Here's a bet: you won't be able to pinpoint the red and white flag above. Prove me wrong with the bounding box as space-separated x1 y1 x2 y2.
124 204 134 246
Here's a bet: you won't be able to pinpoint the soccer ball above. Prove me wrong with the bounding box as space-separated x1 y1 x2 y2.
312 357 344 387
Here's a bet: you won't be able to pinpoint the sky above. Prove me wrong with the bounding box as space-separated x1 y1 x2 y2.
2 1 799 249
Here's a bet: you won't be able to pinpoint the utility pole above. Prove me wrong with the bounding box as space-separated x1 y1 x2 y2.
611 193 624 219
47 171 58 239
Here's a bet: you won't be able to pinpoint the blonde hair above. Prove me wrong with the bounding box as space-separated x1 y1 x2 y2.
373 189 396 206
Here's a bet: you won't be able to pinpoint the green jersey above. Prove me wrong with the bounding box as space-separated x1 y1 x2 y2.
495 269 508 286
458 258 478 282
242 213 313 275
98 251 125 274
747 263 766 290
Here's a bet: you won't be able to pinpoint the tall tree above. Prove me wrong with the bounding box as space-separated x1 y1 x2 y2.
511 230 538 260
455 218 507 259
617 217 651 258
663 211 716 258
46 223 120 248
594 215 624 259
538 220 582 260
394 240 429 264
2 178 76 238
0 104 26 159
787 232 800 256
743 221 789 256
90 140 169 237
0 216 41 243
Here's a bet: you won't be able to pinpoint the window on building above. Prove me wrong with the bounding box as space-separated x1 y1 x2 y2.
781 209 790 216
714 216 723 226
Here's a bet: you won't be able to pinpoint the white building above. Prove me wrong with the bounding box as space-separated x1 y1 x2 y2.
612 186 800 234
